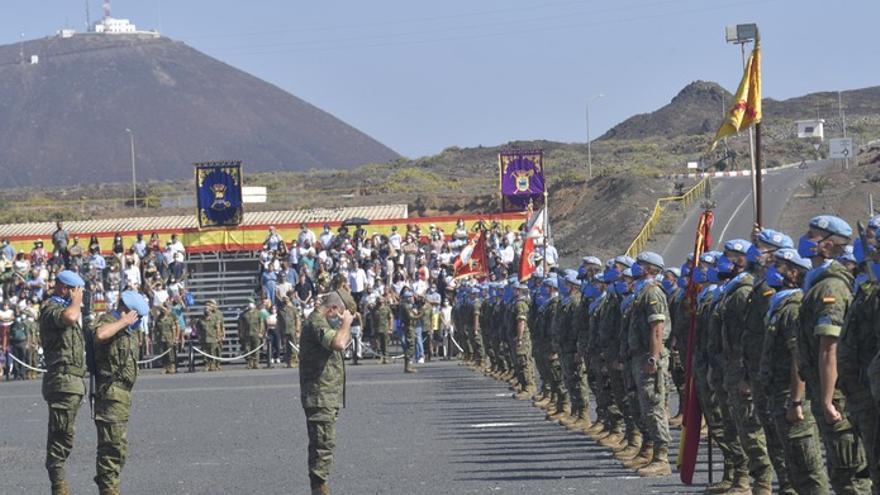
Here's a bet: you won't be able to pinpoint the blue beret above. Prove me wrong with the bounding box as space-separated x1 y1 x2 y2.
542 278 558 289
581 256 602 267
810 215 852 238
664 267 681 277
57 270 85 288
614 255 635 268
756 229 793 249
774 248 811 271
121 290 150 317
723 239 752 255
868 215 880 230
636 251 664 269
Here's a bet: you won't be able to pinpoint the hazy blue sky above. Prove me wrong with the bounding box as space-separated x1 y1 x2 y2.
2 0 877 158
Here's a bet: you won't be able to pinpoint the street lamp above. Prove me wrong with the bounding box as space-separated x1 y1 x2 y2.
125 128 137 208
586 94 604 179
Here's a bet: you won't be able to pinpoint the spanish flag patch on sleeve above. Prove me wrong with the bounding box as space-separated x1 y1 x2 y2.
762 290 774 297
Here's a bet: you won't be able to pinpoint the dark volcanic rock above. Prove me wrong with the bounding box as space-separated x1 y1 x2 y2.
0 34 399 187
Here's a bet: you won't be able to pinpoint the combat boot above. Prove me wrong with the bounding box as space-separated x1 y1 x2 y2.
704 463 734 494
99 488 120 495
612 431 639 453
568 409 591 431
637 446 671 477
311 481 330 495
752 480 772 495
558 409 579 428
51 480 70 495
404 359 418 374
614 433 643 460
721 471 751 495
622 442 653 469
668 412 683 428
598 430 625 448
546 403 570 422
514 388 535 400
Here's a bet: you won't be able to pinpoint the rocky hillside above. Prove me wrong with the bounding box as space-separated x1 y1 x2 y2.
0 34 399 187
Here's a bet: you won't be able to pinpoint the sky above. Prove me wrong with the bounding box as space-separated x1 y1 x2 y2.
2 0 878 158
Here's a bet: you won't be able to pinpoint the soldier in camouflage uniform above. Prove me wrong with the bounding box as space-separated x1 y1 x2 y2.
618 267 650 464
558 272 589 430
542 277 570 422
795 215 872 494
90 291 147 495
25 309 41 380
277 294 301 368
512 283 537 399
197 300 223 371
239 298 265 370
838 226 880 490
593 261 628 445
717 239 776 494
574 258 603 433
371 296 393 364
743 229 796 494
585 273 619 440
661 266 685 427
760 248 829 494
299 292 354 495
40 270 86 495
469 288 485 371
530 273 554 406
153 302 180 374
627 252 672 477
400 291 420 374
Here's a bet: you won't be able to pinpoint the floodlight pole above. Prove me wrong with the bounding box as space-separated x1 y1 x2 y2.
126 128 137 208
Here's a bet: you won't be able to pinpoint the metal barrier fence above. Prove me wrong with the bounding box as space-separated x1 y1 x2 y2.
624 178 709 257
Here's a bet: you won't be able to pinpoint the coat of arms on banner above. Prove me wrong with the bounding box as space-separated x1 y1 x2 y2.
195 161 244 228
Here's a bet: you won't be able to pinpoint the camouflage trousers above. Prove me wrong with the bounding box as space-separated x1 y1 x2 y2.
751 382 794 492
724 377 774 485
845 386 880 490
282 332 299 366
767 393 829 495
305 407 339 487
632 356 670 456
548 355 569 408
531 339 551 393
45 392 84 486
201 342 221 370
515 339 536 391
589 357 620 429
695 371 740 475
95 420 129 492
561 353 588 413
243 337 263 369
458 326 472 361
711 371 750 477
469 328 484 366
374 333 389 360
807 387 872 494
607 364 634 436
157 340 177 371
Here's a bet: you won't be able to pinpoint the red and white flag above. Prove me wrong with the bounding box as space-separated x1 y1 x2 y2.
454 229 489 280
519 207 548 281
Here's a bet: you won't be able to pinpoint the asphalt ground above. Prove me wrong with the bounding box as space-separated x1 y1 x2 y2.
1 358 719 494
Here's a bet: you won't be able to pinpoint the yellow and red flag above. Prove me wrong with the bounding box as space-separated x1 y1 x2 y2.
711 43 762 149
454 228 489 280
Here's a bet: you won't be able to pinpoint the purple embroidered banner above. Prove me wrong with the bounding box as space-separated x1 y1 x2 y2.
499 150 544 212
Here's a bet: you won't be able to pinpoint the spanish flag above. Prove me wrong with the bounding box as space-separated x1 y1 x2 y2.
711 42 761 149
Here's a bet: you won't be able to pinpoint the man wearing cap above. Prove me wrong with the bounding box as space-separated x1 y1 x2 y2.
468 288 486 372
660 266 685 427
584 272 617 439
89 291 146 494
196 301 223 371
299 291 354 495
371 296 393 364
759 248 829 494
399 290 421 373
741 229 796 494
593 259 628 446
558 272 589 429
542 276 571 422
153 302 180 374
838 225 880 490
795 215 872 493
277 293 301 368
716 239 776 494
40 270 86 495
239 298 265 370
512 282 537 399
626 252 672 476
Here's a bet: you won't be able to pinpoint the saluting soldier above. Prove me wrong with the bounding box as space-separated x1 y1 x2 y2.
90 290 149 495
39 270 86 495
299 291 353 495
795 215 872 494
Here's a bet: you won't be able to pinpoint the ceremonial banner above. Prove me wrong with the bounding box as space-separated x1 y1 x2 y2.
678 209 714 484
711 43 762 150
454 228 489 280
195 161 244 228
499 151 545 212
519 206 548 281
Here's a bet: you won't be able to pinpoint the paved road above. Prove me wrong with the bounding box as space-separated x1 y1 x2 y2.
661 160 833 266
2 360 720 494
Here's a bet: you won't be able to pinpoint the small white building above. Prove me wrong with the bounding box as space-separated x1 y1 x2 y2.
94 17 138 34
796 119 825 140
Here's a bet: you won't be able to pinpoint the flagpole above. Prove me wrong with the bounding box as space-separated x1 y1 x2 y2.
753 31 763 227
542 190 548 276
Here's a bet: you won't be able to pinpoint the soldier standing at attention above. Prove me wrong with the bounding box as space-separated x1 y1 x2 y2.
399 291 420 373
795 215 872 494
40 270 86 495
299 292 353 495
628 252 672 477
154 302 180 374
239 298 265 370
197 300 221 371
512 282 536 400
91 290 148 495
277 293 301 368
372 296 393 364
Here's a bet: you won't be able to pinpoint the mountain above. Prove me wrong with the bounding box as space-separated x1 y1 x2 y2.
0 34 399 187
600 80 880 141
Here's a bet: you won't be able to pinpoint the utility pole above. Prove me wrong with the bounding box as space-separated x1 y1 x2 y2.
839 90 848 170
586 94 603 180
126 128 137 208
726 23 760 226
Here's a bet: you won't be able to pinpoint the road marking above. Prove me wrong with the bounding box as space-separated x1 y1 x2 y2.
469 422 523 428
494 393 510 397
717 191 751 245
